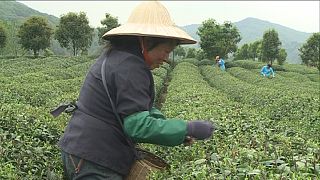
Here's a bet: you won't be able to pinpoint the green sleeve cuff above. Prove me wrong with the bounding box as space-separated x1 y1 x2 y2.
123 111 187 146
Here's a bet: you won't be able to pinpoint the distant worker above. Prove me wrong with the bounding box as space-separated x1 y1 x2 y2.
216 55 225 71
260 63 275 78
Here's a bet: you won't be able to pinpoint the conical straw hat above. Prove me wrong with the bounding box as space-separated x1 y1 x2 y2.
102 1 196 44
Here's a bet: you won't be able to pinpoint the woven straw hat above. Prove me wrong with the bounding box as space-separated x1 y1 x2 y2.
102 1 196 44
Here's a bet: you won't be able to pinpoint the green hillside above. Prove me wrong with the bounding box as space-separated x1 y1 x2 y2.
0 1 59 27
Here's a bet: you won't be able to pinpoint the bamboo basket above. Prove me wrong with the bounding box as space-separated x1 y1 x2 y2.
125 148 169 180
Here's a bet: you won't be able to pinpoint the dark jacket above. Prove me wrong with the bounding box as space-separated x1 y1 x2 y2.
59 47 154 175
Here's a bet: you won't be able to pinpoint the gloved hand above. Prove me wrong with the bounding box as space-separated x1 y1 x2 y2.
187 120 214 140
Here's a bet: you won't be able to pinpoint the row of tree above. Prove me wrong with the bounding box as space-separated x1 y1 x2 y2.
234 30 319 68
0 11 318 69
173 21 286 64
0 12 119 57
174 19 319 69
234 29 287 65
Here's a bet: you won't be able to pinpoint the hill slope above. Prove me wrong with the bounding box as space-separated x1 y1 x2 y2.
0 1 68 56
0 1 59 27
235 17 312 64
235 17 311 45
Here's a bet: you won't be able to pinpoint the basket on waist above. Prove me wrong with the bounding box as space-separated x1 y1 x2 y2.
126 148 169 180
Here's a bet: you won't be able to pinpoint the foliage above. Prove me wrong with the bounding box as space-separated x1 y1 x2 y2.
227 60 265 69
248 40 262 61
1 21 23 57
97 13 120 44
234 43 250 60
283 63 319 74
234 40 263 61
0 56 95 179
299 32 320 70
155 62 319 179
198 59 214 66
175 58 199 66
197 19 241 59
176 49 209 64
195 49 206 60
55 12 94 56
1 57 319 179
44 48 54 57
261 29 281 64
186 47 197 58
0 1 102 57
277 48 287 65
18 16 53 57
174 45 186 59
152 65 168 101
0 22 7 50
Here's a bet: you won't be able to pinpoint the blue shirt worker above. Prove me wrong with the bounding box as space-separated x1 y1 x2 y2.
218 56 225 71
260 64 275 78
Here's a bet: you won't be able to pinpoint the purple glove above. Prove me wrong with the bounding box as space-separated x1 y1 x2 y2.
187 120 214 140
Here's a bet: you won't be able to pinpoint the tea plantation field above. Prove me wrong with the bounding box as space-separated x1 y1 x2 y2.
0 57 319 179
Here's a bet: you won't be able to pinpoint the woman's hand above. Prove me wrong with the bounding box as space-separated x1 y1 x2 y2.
187 120 214 140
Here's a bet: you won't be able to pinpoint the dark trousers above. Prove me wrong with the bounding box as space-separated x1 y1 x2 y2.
61 150 123 180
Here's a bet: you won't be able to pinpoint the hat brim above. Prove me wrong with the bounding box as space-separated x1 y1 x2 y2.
102 23 197 45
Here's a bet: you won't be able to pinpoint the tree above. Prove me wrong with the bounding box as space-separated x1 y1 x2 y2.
0 23 7 52
195 49 206 60
97 13 120 44
248 40 261 61
174 45 186 59
44 48 54 57
277 48 287 65
18 16 53 57
261 29 281 64
55 12 94 56
186 48 196 58
234 43 249 60
2 21 25 57
219 22 242 58
299 32 320 70
197 19 241 59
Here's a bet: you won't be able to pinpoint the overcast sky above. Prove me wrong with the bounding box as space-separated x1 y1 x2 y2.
18 1 319 33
